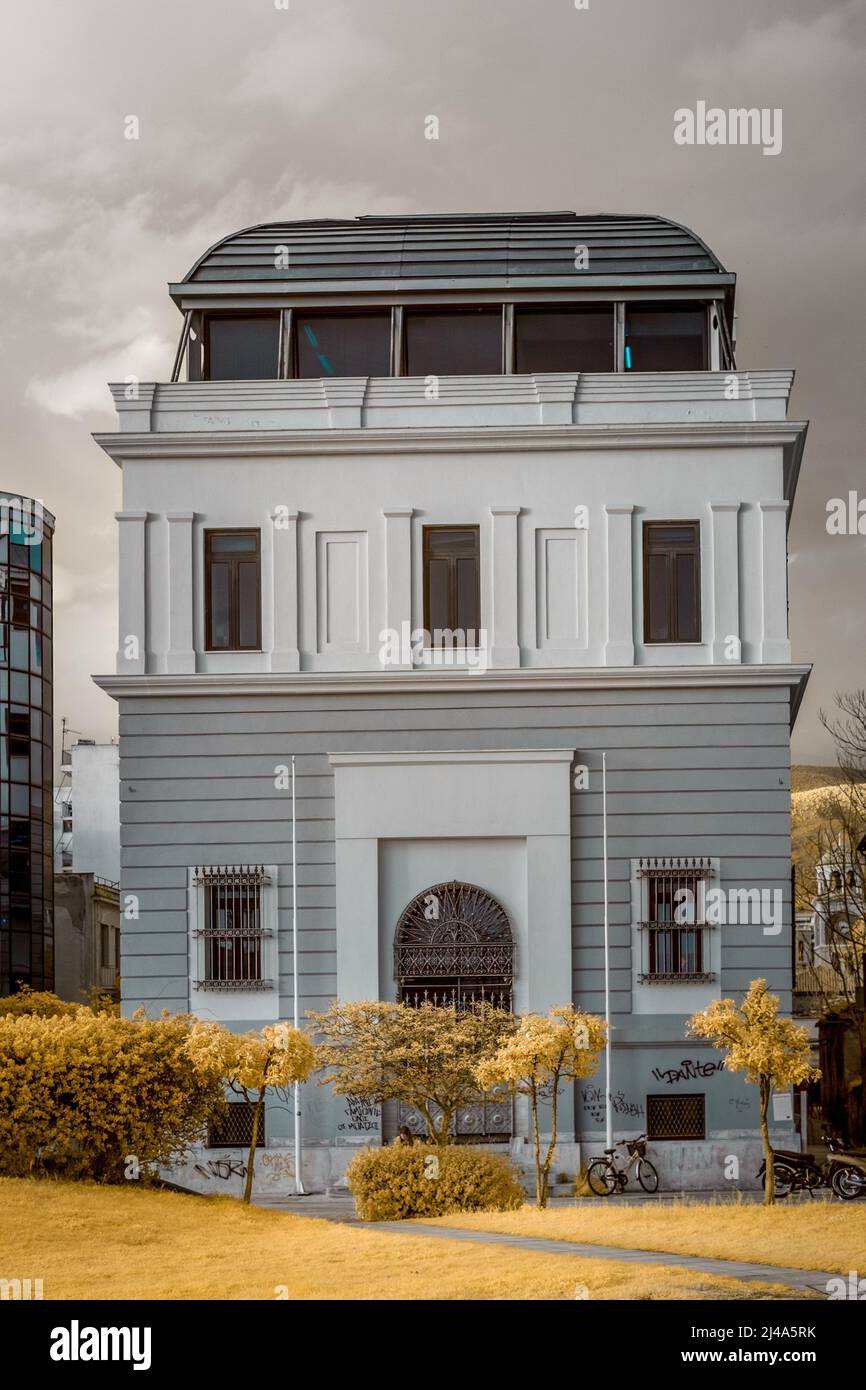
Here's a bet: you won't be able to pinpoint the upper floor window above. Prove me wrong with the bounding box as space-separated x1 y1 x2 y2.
423 526 480 643
405 309 502 376
625 303 707 371
205 314 280 380
643 521 701 643
515 306 614 373
194 299 718 379
295 312 391 378
205 530 261 651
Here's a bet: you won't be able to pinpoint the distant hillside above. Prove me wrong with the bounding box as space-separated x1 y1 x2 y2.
792 765 846 794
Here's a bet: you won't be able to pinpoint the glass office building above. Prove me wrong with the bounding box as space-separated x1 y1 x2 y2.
0 494 54 994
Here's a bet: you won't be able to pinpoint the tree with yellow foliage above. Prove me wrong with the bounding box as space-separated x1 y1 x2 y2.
476 1005 607 1208
689 979 818 1205
186 1021 314 1203
309 1000 515 1145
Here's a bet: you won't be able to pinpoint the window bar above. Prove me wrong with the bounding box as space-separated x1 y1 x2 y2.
278 309 292 380
391 305 404 377
614 302 626 372
502 304 515 373
171 310 193 384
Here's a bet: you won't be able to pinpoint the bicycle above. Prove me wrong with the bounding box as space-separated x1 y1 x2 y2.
586 1134 659 1195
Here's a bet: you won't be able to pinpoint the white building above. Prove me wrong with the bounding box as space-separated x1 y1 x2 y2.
93 213 810 1194
54 741 121 883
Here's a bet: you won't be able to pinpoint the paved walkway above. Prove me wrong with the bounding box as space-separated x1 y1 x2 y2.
368 1222 832 1294
253 1192 832 1293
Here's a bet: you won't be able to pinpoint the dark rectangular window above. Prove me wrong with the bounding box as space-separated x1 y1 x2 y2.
295 312 391 378
205 531 261 651
205 315 280 380
405 310 502 376
625 302 707 371
208 1103 266 1149
640 867 711 983
423 527 480 642
647 1094 706 1141
643 522 700 643
515 306 615 372
100 921 110 968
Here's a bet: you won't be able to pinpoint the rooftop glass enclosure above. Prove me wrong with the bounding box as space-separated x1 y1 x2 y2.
170 213 736 381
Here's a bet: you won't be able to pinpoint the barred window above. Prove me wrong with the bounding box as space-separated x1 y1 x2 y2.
208 1102 265 1149
638 857 715 984
647 1093 705 1141
191 865 274 992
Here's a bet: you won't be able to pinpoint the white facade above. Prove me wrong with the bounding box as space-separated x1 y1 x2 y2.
103 372 799 681
94 214 810 1195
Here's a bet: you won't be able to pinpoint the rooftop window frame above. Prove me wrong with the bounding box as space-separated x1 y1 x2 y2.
173 286 732 382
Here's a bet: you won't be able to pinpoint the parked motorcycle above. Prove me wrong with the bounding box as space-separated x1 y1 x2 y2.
757 1134 866 1200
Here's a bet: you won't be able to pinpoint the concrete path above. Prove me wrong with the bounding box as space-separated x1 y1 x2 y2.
253 1192 833 1293
368 1222 832 1294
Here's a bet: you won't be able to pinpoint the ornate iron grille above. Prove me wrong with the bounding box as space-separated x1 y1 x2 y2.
208 1102 265 1149
646 1093 706 1141
638 857 715 984
193 865 272 990
394 881 514 1138
395 880 514 1009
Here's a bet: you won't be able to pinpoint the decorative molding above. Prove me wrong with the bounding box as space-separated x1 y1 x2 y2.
94 661 812 700
96 418 806 455
329 748 576 768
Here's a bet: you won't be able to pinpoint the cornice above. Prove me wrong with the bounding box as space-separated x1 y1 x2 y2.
94 418 808 462
94 662 811 701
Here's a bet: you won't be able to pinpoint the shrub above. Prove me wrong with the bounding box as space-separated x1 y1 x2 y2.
0 987 83 1019
0 1009 225 1182
346 1143 525 1221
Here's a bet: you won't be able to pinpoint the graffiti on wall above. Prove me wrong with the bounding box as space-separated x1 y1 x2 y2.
193 1158 247 1181
650 1058 725 1086
581 1086 645 1124
261 1152 295 1183
337 1094 379 1133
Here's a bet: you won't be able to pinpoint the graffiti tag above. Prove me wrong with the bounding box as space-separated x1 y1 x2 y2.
650 1058 725 1086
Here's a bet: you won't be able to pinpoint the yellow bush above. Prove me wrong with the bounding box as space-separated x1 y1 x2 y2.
0 1009 225 1183
0 987 83 1018
346 1144 525 1221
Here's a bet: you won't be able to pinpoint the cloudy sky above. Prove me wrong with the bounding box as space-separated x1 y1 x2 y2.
1 0 863 764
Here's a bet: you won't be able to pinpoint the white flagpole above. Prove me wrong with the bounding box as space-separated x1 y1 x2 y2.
602 751 613 1153
292 755 305 1195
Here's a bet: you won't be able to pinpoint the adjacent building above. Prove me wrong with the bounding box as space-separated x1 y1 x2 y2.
0 493 54 996
53 739 121 882
54 871 121 1003
94 213 810 1192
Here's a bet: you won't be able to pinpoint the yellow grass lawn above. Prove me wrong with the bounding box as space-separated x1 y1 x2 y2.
0 1179 810 1301
420 1200 866 1275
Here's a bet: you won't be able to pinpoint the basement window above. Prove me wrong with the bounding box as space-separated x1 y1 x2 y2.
208 1102 266 1148
647 1093 706 1140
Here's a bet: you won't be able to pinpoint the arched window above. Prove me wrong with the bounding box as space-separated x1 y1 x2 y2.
394 881 514 1010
